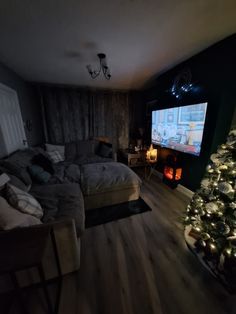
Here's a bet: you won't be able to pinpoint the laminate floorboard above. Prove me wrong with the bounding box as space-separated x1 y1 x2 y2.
5 173 236 314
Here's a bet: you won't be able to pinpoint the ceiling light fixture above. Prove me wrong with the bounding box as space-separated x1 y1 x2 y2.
86 53 111 80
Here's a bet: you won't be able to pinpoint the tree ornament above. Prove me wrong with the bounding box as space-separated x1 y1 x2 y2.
218 165 228 171
226 161 235 168
227 130 236 145
208 168 214 174
216 200 225 210
217 148 228 156
218 182 233 194
205 240 218 256
216 210 224 218
230 202 236 210
201 232 211 241
223 247 232 258
195 239 207 250
210 153 221 164
192 226 202 233
212 181 218 188
201 178 210 188
193 195 204 203
231 249 236 260
229 169 236 177
215 221 230 235
205 202 219 214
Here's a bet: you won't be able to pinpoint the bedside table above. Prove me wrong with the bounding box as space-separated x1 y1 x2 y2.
118 149 147 168
145 160 157 180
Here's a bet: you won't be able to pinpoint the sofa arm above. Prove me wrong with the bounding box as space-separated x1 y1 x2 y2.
0 219 81 293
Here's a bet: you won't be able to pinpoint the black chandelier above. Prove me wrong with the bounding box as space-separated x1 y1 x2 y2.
86 53 111 80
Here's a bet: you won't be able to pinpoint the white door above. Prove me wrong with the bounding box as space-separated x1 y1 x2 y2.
0 83 27 158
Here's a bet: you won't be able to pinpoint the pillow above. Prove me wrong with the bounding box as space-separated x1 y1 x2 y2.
0 160 32 186
0 173 10 189
6 184 43 219
6 149 36 169
32 153 54 174
0 196 41 230
45 144 65 160
97 142 113 158
28 165 51 183
8 174 29 191
47 151 64 164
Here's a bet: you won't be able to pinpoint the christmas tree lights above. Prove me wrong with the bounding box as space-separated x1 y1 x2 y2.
184 128 236 289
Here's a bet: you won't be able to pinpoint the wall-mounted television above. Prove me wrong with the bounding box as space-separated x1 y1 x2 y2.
151 102 208 156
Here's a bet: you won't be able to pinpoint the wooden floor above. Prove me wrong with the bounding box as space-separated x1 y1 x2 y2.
5 174 236 313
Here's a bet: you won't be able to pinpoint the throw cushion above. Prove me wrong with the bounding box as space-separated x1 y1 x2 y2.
45 144 65 160
47 151 64 163
97 142 113 158
6 149 36 169
0 196 41 230
8 174 29 191
6 184 43 219
0 160 32 186
0 173 10 188
32 153 54 174
28 165 51 183
0 166 29 191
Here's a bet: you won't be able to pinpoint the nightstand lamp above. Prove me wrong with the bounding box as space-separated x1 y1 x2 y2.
146 144 157 162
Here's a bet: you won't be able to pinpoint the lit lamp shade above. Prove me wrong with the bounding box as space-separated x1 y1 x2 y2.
164 166 182 181
146 145 157 162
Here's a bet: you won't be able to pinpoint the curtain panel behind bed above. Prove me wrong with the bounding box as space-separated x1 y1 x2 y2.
39 86 130 151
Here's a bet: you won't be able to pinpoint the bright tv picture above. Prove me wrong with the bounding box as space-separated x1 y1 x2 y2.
151 103 208 156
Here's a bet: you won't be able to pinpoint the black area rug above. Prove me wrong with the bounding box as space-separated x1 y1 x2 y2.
85 198 152 228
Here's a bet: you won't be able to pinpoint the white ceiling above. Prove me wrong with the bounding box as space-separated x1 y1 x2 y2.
0 0 235 90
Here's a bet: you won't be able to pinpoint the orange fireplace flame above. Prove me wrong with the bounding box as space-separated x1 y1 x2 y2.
164 166 182 181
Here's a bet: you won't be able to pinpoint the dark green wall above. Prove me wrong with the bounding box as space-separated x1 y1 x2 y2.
143 34 236 191
0 63 43 146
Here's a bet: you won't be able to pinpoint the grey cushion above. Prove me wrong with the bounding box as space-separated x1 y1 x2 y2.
6 149 36 168
97 142 112 158
45 144 65 160
28 165 51 184
6 184 43 219
0 196 42 230
30 183 85 236
0 161 32 186
32 153 54 174
8 174 29 191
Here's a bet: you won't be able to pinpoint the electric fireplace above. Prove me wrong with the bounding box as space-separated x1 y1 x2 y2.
163 154 182 188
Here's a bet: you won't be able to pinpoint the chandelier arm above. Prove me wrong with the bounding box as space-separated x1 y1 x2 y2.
102 65 111 80
90 70 101 79
87 53 111 80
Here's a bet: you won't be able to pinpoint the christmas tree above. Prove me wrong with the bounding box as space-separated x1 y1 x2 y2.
184 128 236 288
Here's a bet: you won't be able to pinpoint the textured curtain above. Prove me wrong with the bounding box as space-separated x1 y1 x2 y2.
40 86 130 150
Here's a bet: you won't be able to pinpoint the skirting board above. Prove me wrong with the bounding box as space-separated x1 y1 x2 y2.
152 169 194 198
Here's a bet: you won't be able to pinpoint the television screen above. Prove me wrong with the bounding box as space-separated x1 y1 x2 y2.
151 102 208 156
